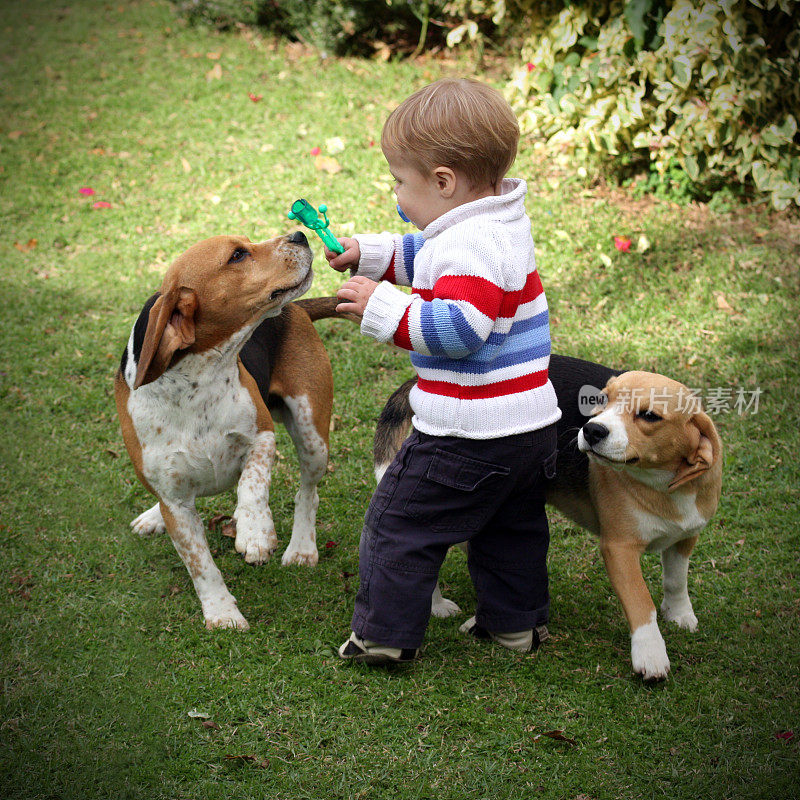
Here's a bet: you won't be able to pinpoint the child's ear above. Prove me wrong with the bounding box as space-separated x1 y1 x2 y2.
433 166 456 198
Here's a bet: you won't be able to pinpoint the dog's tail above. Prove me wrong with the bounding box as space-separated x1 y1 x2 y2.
294 296 361 324
373 378 415 483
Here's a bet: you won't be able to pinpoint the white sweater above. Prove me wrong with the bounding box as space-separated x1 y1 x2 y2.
354 178 560 439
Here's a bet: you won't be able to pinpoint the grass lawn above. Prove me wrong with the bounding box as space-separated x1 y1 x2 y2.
1 1 798 798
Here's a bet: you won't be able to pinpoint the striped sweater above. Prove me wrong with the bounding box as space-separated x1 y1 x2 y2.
355 178 560 439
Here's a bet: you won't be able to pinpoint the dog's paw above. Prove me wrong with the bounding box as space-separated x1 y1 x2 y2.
203 601 250 631
131 504 165 535
630 616 670 681
661 598 698 631
233 508 277 564
281 546 319 567
431 596 462 618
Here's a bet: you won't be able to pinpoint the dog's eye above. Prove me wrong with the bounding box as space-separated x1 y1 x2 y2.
637 409 663 423
227 248 249 264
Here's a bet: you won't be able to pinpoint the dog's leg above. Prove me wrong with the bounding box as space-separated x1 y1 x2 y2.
431 582 462 618
660 535 698 631
234 430 279 564
131 503 166 535
600 539 670 680
280 394 328 566
160 501 248 630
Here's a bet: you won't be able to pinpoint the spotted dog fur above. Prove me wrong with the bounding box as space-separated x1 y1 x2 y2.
115 234 333 630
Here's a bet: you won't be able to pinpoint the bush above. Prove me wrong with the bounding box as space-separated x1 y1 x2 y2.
170 0 452 56
448 0 800 210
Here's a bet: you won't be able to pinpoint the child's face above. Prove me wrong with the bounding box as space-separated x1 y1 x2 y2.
384 150 456 230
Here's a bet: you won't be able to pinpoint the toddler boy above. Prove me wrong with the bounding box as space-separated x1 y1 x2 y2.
327 78 561 664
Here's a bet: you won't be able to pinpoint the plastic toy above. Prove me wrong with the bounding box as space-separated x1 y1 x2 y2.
287 199 344 254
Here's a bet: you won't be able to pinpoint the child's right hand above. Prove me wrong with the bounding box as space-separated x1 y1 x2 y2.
325 237 360 272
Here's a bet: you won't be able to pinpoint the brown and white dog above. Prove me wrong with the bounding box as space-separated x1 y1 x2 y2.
372 354 723 680
115 232 336 630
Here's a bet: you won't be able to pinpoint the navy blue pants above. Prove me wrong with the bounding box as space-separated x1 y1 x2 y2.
352 425 558 650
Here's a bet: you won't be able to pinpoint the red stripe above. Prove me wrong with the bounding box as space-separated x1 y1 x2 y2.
417 287 434 301
499 270 543 318
392 308 412 350
381 254 396 284
417 369 549 400
433 275 503 319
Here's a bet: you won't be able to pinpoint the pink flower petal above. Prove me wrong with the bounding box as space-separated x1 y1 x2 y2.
247 92 262 102
775 731 795 740
79 187 96 195
614 236 632 252
325 540 337 549
526 62 535 72
92 201 112 209
310 146 321 156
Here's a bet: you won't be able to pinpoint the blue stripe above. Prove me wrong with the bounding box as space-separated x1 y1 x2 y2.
480 323 552 362
401 232 424 283
486 309 549 345
419 299 485 357
411 340 551 375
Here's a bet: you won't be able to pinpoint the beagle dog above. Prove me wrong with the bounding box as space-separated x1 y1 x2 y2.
115 232 335 630
372 354 723 680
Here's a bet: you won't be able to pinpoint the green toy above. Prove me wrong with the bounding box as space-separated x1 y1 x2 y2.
287 199 345 254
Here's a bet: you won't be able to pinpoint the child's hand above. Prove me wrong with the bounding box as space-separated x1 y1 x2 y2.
336 275 378 318
325 237 360 272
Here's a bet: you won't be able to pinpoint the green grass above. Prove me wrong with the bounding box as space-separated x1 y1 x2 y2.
1 1 799 798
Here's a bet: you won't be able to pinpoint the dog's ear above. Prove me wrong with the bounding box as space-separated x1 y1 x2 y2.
134 287 198 389
669 411 721 491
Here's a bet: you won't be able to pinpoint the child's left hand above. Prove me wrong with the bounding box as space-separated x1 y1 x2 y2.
336 275 378 318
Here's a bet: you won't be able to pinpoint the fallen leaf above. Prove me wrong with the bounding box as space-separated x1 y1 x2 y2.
206 51 222 60
181 157 191 173
775 731 794 740
613 236 632 252
14 238 38 252
79 186 96 195
209 514 236 538
325 540 337 550
201 720 220 730
92 201 112 209
325 136 345 154
636 234 651 253
187 709 210 719
714 292 735 313
206 63 222 81
247 92 262 102
315 155 341 175
8 130 24 140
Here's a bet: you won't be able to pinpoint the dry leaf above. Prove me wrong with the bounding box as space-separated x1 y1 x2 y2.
201 720 220 730
209 514 236 538
714 292 735 313
206 63 222 81
533 729 577 746
8 130 24 140
14 238 38 252
314 155 341 175
181 157 191 173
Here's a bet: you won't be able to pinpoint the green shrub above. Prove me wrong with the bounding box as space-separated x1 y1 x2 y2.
448 0 800 210
170 0 451 56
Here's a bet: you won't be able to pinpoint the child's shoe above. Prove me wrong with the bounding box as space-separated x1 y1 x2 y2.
337 632 417 665
459 616 549 653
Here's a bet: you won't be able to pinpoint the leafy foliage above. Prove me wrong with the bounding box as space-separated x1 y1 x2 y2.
449 0 800 209
170 0 452 55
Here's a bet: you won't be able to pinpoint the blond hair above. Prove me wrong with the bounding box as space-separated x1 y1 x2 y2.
381 78 519 189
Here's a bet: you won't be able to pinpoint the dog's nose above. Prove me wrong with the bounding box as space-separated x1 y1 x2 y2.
287 230 308 246
582 421 609 447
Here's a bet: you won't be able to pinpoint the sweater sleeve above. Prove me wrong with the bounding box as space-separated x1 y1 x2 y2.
361 225 507 358
353 231 424 286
